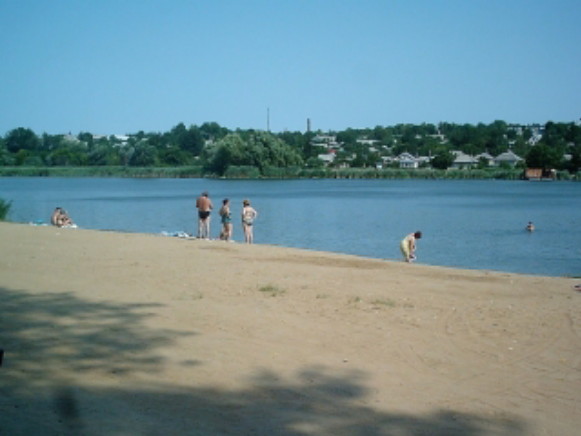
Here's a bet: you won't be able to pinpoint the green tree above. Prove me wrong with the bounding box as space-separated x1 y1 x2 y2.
564 146 581 173
543 122 568 148
203 134 246 175
205 132 303 176
199 122 229 141
525 144 561 170
47 143 88 166
158 146 194 166
431 150 454 169
183 126 204 155
87 144 121 166
246 131 303 171
5 127 40 153
0 139 14 165
169 123 204 156
77 132 95 149
306 156 324 168
128 144 158 166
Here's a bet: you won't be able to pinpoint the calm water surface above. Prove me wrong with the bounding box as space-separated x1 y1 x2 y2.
1 177 580 277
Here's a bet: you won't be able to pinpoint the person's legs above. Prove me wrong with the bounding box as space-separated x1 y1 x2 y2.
400 242 410 262
197 218 203 238
202 218 210 239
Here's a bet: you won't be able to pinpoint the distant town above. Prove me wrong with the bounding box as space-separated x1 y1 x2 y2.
1 120 580 179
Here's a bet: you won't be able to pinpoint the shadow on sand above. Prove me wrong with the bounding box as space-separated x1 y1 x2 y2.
0 286 526 435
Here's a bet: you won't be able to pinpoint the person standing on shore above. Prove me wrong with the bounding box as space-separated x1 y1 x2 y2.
195 191 213 239
219 198 233 241
241 199 258 244
400 231 422 262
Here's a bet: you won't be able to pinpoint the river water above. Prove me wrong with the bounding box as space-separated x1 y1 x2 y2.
1 177 580 277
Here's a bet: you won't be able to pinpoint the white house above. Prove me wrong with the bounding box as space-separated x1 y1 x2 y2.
397 152 418 169
356 138 380 146
317 152 336 165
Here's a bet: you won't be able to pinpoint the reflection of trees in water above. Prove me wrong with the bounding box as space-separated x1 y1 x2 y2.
0 287 525 435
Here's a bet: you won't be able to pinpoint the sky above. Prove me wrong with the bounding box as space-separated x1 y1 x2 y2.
1 0 580 136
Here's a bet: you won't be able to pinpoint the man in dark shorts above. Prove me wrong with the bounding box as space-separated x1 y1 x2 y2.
196 191 213 239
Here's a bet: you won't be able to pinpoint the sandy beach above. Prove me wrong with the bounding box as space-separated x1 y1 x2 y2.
1 222 580 435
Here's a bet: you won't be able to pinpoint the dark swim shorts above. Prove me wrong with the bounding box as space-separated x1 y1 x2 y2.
198 211 211 220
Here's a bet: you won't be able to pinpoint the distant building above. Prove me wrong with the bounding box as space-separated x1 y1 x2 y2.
494 150 523 167
451 152 478 169
317 151 336 165
524 168 556 180
356 138 380 146
475 152 494 166
311 135 342 151
397 152 418 169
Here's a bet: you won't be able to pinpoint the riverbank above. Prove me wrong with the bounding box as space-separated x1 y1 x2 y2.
2 165 573 180
1 222 580 435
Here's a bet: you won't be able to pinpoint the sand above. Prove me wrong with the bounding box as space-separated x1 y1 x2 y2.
0 221 580 435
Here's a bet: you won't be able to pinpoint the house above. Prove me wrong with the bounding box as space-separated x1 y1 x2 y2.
311 135 341 150
397 152 418 169
475 152 494 167
494 150 523 167
356 138 380 146
416 156 432 166
451 152 478 169
317 152 336 165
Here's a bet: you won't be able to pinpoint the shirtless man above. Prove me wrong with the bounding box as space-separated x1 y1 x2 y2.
195 192 213 239
400 231 422 262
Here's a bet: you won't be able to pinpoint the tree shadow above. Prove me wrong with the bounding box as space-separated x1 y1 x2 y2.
0 286 194 394
0 286 527 435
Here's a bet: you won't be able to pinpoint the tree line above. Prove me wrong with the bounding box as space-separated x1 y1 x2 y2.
1 120 580 176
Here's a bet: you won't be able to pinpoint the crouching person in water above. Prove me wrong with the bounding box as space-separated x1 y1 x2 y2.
400 231 422 262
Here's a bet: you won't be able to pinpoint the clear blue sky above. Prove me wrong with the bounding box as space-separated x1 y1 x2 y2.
1 0 580 136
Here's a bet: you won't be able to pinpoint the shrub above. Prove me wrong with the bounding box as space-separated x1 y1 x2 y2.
0 199 12 221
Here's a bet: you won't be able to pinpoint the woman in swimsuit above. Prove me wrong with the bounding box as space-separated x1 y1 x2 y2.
219 198 232 241
241 199 258 244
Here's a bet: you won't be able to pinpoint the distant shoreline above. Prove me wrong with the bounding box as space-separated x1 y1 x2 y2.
1 165 578 180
